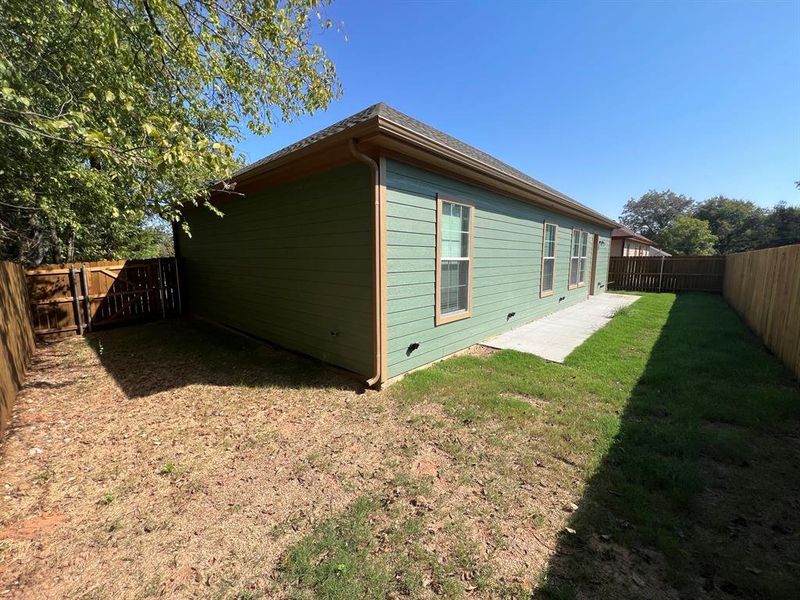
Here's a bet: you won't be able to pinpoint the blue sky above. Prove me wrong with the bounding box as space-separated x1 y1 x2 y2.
236 0 800 220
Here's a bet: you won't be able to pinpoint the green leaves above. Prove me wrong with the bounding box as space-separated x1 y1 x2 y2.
658 216 717 256
0 0 340 263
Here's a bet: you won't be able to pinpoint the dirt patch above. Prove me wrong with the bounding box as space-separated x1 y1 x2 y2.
412 457 440 479
0 321 572 599
463 344 498 358
0 513 66 541
501 391 549 409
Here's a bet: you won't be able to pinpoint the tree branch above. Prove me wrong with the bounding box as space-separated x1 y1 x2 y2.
0 118 157 156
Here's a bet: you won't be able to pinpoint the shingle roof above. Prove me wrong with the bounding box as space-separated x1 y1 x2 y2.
233 103 382 178
612 227 655 245
234 102 613 226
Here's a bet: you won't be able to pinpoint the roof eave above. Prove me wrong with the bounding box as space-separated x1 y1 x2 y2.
231 116 381 187
373 117 617 229
225 112 617 230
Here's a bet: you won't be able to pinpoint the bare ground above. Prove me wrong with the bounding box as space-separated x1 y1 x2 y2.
0 321 582 599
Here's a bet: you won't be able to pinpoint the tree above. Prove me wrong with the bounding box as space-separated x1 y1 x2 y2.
658 215 717 256
764 201 800 248
619 190 695 244
693 196 766 254
0 0 340 264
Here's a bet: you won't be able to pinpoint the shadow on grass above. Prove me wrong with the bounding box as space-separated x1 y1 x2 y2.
537 294 800 599
87 317 361 398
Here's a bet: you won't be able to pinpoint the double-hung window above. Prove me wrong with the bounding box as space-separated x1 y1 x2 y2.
436 195 473 325
579 230 589 284
540 222 557 297
569 229 589 289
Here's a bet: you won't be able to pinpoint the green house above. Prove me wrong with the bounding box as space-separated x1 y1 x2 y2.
176 103 617 386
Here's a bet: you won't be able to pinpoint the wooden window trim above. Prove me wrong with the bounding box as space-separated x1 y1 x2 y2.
435 193 475 326
540 221 557 298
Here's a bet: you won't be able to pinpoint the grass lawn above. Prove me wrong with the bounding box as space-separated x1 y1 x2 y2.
287 293 800 599
1 292 798 599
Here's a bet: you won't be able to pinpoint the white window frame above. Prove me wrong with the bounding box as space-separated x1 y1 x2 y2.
579 230 589 286
435 194 474 326
540 222 558 297
569 229 589 289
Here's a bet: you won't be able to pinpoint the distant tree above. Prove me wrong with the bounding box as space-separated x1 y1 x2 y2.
693 196 766 254
658 216 717 256
619 190 695 244
127 220 174 258
764 201 800 248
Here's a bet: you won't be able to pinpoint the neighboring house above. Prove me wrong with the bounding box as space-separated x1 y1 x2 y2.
176 103 617 386
611 227 671 257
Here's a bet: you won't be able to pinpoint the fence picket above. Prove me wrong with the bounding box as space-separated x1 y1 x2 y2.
609 256 725 293
724 244 800 380
25 258 179 338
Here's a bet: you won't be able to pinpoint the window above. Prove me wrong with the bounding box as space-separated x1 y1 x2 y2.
540 222 557 297
436 195 473 325
579 230 589 284
569 229 589 288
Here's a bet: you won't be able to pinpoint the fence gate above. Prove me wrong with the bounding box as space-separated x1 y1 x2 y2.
26 258 181 337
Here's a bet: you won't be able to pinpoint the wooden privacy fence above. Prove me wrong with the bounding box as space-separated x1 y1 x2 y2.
26 258 181 338
1 261 36 436
608 256 725 292
724 244 800 379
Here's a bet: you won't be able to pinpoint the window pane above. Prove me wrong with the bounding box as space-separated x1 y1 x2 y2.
579 257 586 283
442 238 462 257
457 269 468 309
572 232 580 256
570 257 579 285
544 224 556 259
440 259 469 314
441 260 455 288
442 202 468 258
542 258 554 292
461 206 471 232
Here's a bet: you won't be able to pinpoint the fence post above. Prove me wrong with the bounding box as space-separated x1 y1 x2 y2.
70 266 84 335
173 256 183 315
156 258 166 319
658 255 665 293
80 264 92 332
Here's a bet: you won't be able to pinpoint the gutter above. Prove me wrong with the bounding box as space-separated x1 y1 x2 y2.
348 139 384 387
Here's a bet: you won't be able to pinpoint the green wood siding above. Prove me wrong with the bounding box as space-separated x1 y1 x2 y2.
593 230 611 295
178 163 374 377
386 159 612 378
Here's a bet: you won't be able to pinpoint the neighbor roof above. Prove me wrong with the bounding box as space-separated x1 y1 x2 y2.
233 102 617 228
611 227 655 245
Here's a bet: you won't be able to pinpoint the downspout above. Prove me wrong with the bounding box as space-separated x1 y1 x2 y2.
349 139 383 387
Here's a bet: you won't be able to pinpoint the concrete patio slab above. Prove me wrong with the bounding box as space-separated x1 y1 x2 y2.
482 293 640 363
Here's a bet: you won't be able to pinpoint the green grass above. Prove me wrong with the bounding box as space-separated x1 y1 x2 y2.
280 293 799 599
282 497 391 599
280 486 494 599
